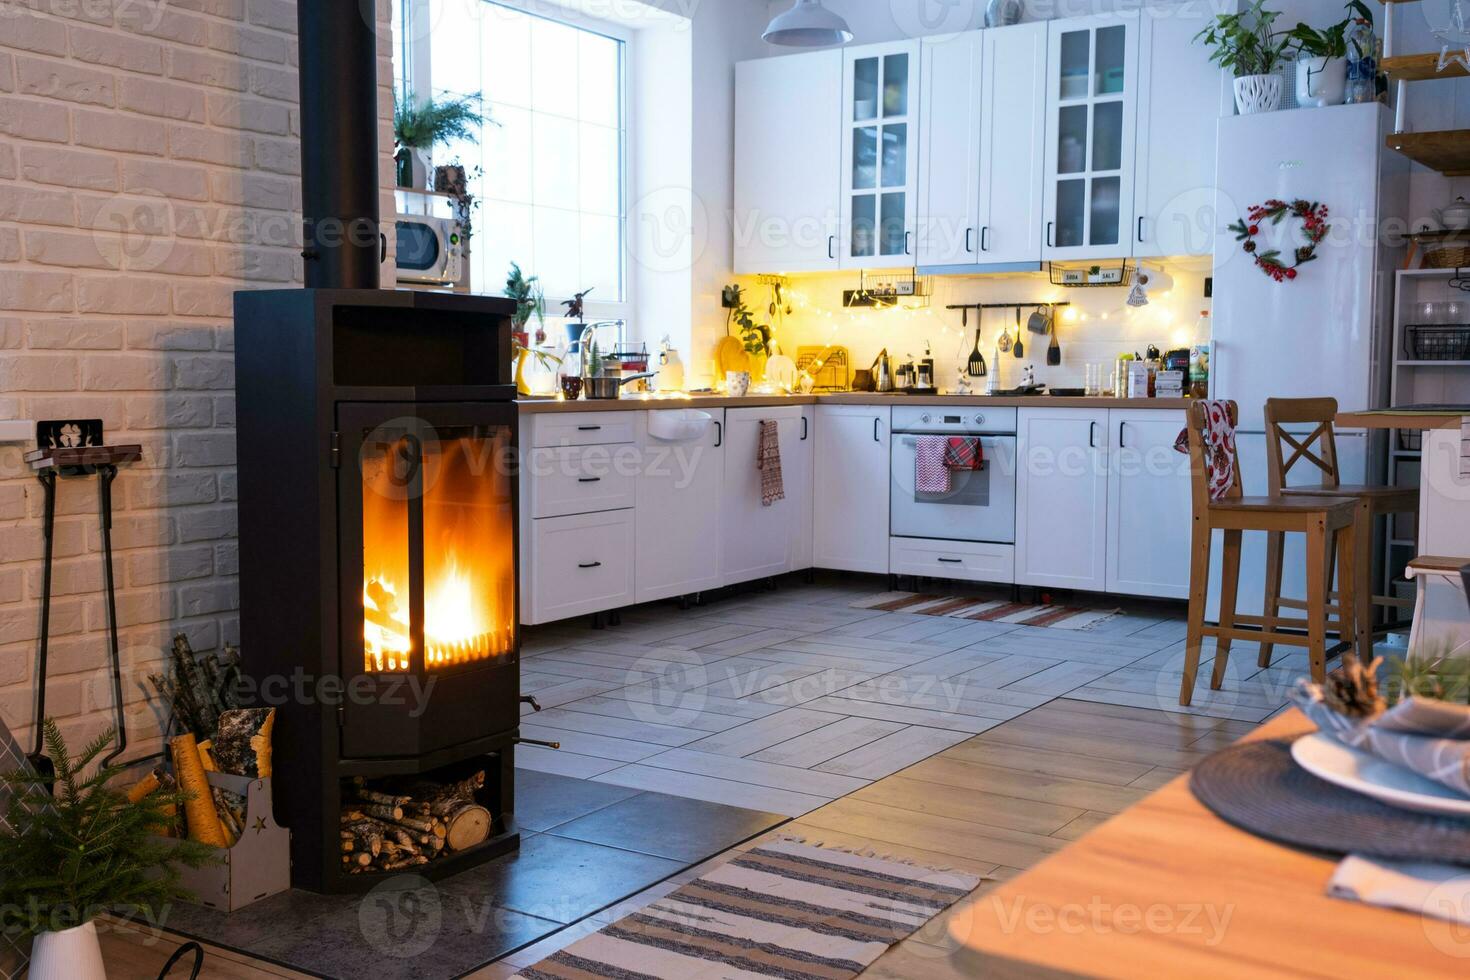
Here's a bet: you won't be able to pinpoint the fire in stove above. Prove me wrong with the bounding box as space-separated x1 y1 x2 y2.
360 427 515 673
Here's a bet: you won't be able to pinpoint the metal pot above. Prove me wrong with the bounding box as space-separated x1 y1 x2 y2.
584 372 655 400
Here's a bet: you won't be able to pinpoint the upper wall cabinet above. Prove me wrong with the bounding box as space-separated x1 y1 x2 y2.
1042 13 1139 261
918 23 1047 269
734 51 843 274
1133 5 1221 259
839 41 921 269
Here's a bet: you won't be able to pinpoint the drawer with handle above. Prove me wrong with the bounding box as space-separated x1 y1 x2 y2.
531 412 636 448
526 509 635 624
529 445 638 518
888 537 1015 585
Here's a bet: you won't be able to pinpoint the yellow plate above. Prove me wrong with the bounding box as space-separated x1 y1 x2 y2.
717 336 751 375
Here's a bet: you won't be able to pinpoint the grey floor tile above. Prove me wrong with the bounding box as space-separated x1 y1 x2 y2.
545 791 786 863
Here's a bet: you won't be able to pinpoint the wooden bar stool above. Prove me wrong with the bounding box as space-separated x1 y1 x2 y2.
1260 397 1419 669
1180 401 1363 706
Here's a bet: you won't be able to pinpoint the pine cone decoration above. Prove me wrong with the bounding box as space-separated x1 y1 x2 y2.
1323 653 1386 719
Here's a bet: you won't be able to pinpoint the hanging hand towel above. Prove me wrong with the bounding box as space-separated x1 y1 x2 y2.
1172 400 1237 500
944 436 984 471
915 435 951 493
758 419 784 506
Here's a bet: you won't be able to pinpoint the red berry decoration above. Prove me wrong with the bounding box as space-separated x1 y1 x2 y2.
1228 199 1329 284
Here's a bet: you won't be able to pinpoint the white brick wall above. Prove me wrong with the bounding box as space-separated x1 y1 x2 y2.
0 0 398 755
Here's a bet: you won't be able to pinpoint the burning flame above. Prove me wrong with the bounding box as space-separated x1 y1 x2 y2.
364 554 510 671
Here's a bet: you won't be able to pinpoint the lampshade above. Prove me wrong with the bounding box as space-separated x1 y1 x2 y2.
762 0 853 47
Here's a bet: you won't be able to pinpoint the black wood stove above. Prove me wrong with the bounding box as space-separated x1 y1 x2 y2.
232 2 523 893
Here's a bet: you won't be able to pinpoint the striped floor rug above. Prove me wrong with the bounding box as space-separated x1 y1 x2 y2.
853 591 1122 630
512 839 981 980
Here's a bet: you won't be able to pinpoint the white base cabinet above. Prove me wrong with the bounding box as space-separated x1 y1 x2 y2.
635 411 724 604
1106 410 1192 599
527 510 635 624
813 405 890 573
720 406 813 582
1015 408 1110 591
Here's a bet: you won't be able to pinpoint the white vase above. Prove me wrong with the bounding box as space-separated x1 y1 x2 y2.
30 921 106 980
1294 56 1346 108
1233 73 1283 114
410 147 432 190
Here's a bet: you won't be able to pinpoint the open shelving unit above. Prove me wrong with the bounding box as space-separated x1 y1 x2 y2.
1385 266 1470 599
1379 0 1470 175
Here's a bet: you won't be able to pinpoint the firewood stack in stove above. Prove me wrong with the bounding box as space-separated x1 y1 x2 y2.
339 772 492 874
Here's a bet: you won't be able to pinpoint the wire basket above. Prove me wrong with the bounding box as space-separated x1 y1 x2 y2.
1407 325 1470 361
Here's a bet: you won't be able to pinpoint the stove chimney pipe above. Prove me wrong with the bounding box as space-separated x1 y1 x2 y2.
296 0 382 290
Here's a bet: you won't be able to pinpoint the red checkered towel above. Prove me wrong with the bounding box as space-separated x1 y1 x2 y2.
758 419 784 506
915 435 951 493
944 436 984 471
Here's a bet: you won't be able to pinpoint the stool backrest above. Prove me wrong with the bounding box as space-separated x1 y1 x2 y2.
1264 397 1341 493
1185 400 1243 513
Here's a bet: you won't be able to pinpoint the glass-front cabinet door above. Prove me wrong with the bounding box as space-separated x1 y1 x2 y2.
1042 14 1138 261
840 41 920 269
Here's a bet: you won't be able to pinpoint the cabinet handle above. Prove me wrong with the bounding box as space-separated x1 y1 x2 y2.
1089 421 1097 449
873 417 881 443
578 476 601 483
904 231 912 256
1119 420 1126 448
828 235 836 260
577 425 601 431
936 557 962 564
578 561 602 569
714 420 722 448
1045 221 1054 248
801 416 808 441
980 226 990 252
1137 216 1145 243
964 227 974 253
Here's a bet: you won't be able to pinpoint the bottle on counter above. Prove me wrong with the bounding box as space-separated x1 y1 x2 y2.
1189 312 1211 398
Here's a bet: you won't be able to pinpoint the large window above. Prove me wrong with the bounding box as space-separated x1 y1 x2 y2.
417 1 628 311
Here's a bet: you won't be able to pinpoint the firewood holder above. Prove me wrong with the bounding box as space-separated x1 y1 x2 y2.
24 445 143 775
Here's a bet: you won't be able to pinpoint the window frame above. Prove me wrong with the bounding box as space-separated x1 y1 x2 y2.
403 0 634 325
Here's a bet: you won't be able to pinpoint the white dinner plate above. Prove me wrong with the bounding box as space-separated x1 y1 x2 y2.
1291 732 1470 818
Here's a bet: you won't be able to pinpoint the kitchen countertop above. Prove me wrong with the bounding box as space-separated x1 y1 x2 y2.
515 392 1192 414
1336 408 1466 430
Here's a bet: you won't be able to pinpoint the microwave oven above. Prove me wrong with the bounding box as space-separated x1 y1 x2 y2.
394 213 464 286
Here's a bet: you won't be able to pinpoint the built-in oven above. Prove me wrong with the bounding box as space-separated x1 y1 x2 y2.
890 406 1017 544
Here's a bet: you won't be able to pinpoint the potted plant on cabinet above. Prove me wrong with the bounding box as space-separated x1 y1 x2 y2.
505 262 561 395
1283 2 1375 108
0 721 214 980
393 91 487 189
1195 0 1290 114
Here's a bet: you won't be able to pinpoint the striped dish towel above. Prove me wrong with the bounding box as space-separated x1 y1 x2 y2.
915 435 950 493
758 419 784 506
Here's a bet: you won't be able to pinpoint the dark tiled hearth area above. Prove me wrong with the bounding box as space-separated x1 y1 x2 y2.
158 772 786 978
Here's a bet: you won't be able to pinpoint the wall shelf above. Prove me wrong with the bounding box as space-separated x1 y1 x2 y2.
1386 130 1470 176
1382 53 1469 82
1397 360 1470 367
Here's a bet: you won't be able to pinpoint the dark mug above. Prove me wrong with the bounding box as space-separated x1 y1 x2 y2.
560 376 584 400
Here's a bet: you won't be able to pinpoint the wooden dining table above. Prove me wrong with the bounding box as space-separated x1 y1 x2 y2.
945 709 1466 977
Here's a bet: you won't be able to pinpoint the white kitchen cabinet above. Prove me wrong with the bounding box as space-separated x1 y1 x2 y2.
917 24 1047 269
1015 407 1109 591
734 51 842 274
635 410 724 604
813 404 890 573
1106 409 1191 599
840 40 921 269
1132 5 1221 259
1042 12 1139 261
526 509 635 625
721 406 810 582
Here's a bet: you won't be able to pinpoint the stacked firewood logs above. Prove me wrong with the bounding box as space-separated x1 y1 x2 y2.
339 772 492 874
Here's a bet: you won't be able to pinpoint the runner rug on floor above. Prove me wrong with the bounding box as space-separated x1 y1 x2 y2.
511 839 981 980
853 591 1122 630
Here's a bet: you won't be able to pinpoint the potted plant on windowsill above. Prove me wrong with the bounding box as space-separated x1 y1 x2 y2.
1283 2 1375 108
0 721 214 980
1195 0 1290 115
393 91 488 190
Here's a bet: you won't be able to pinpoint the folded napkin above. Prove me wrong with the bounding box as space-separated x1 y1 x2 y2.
1328 855 1470 925
1290 682 1470 797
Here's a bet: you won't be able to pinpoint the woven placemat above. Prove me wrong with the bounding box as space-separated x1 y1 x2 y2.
1189 737 1470 864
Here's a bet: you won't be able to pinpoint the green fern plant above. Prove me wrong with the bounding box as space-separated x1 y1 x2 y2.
393 91 488 150
0 721 216 940
505 262 546 333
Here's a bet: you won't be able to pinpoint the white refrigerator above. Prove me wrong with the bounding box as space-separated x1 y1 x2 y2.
1208 102 1408 618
